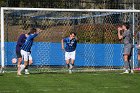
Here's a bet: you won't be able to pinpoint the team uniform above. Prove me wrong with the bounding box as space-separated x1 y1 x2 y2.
63 37 77 60
122 30 133 56
21 33 38 61
16 34 27 58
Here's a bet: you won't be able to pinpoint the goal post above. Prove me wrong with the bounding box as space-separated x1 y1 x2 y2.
1 7 140 73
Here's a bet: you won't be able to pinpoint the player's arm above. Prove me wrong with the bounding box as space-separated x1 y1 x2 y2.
117 27 123 40
28 28 43 39
61 39 65 50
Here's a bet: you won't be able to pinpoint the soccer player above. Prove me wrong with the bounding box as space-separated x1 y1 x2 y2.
135 31 140 70
117 22 133 74
16 33 30 75
61 32 77 74
18 28 42 75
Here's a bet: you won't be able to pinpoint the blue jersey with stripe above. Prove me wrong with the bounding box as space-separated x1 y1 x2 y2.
21 34 38 52
63 37 77 52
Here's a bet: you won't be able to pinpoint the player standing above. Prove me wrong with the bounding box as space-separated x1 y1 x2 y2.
117 22 133 74
61 32 77 74
18 28 42 75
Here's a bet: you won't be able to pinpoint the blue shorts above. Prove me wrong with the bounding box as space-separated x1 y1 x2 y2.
16 51 22 58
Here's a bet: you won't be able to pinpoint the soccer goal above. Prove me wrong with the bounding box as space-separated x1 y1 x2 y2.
1 7 140 73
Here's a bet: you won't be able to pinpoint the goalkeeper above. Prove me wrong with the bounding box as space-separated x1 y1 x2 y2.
61 32 77 74
117 22 133 74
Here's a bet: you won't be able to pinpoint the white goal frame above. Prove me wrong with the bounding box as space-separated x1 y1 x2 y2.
1 7 140 70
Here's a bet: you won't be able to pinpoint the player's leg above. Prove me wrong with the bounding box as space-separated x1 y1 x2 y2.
20 50 29 74
123 44 133 73
16 51 22 75
65 52 72 73
123 54 129 73
25 54 32 74
128 47 134 73
25 55 29 74
65 52 70 68
69 51 76 70
24 62 29 74
25 51 32 74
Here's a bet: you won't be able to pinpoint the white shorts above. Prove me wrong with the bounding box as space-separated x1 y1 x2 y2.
65 51 76 60
21 50 32 61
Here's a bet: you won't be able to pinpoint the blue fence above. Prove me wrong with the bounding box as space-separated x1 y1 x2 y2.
0 42 138 67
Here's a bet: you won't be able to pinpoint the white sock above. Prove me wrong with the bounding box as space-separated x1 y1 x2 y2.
20 64 25 72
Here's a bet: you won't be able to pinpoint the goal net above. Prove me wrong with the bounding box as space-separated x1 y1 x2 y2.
1 7 140 73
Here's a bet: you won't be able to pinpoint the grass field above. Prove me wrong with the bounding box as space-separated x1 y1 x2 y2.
0 71 140 93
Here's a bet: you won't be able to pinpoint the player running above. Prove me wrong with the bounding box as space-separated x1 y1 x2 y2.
61 32 77 74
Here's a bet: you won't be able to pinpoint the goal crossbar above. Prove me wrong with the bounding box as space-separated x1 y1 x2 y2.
1 7 140 12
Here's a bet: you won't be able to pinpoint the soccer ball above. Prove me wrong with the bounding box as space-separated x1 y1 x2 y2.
12 58 17 64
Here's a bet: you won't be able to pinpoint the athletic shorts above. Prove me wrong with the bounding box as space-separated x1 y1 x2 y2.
65 51 76 60
123 44 133 55
21 50 32 61
16 51 22 58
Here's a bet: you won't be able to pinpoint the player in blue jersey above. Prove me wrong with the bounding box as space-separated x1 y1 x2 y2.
18 28 42 75
61 32 77 74
16 33 30 75
118 22 133 74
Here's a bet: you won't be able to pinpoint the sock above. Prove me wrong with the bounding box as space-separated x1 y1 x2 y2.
25 69 28 72
128 60 133 70
71 63 74 66
25 65 28 69
124 61 129 70
20 64 25 72
67 64 70 68
138 60 140 68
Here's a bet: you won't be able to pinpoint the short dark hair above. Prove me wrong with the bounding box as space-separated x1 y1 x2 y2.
70 32 76 36
122 22 130 29
28 28 37 35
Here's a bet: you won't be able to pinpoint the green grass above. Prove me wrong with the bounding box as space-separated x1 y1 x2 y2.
0 71 140 93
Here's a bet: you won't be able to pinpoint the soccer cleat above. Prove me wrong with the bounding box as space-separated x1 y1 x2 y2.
25 69 30 75
0 68 4 73
69 69 72 74
122 70 129 74
130 70 134 74
69 64 73 70
17 71 22 76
